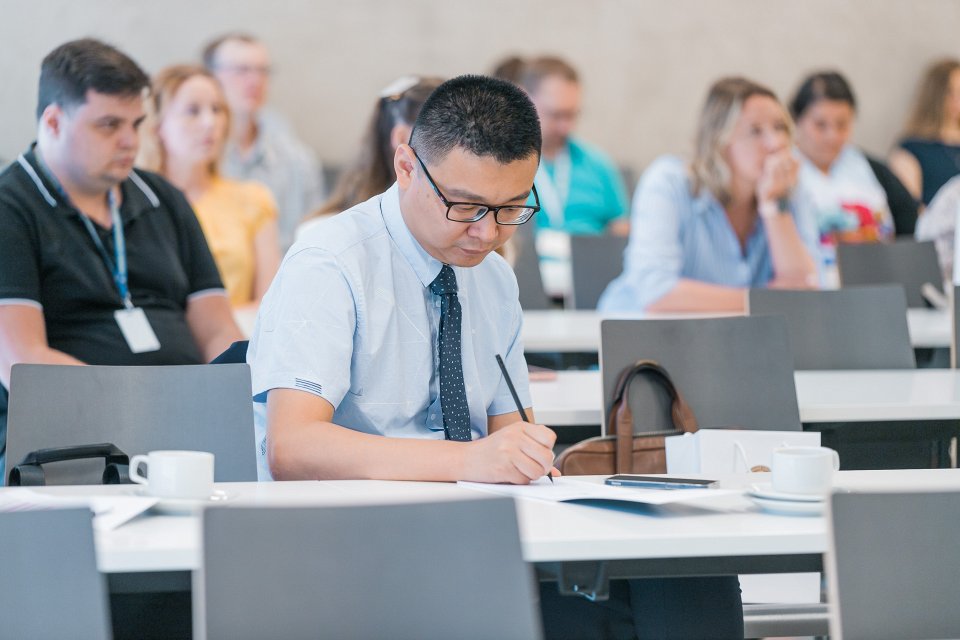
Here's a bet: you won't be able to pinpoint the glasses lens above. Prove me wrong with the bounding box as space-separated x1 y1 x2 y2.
496 207 536 224
448 203 489 221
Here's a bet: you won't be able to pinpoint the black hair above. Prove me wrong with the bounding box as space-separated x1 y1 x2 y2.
409 75 541 165
789 71 857 120
36 38 149 120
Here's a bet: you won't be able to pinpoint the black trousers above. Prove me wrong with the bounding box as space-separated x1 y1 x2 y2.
539 576 744 640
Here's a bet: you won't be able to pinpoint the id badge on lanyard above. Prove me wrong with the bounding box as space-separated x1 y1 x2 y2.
81 190 161 354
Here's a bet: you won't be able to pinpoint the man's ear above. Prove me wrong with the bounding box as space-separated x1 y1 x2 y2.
394 143 417 188
39 104 64 139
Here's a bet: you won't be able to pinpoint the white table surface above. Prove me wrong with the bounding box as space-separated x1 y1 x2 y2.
8 470 959 574
530 369 960 426
520 308 951 353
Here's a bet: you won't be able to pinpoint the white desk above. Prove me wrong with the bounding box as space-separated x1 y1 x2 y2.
521 308 952 353
530 369 960 427
10 470 959 577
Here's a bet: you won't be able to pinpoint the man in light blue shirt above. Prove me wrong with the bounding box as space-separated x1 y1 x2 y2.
516 57 629 236
248 75 557 484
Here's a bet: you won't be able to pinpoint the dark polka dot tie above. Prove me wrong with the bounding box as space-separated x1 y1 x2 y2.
429 264 472 441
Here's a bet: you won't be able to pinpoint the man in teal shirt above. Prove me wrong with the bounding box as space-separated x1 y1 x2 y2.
518 57 630 235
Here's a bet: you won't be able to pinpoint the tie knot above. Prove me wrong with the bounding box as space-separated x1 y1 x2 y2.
429 264 458 296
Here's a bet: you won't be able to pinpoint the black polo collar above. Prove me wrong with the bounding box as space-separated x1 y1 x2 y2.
18 145 161 226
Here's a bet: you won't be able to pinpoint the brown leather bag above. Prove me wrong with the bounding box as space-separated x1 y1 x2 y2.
555 360 699 475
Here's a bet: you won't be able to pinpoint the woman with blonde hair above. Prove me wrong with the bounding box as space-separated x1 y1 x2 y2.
889 58 960 205
138 64 280 309
599 77 819 313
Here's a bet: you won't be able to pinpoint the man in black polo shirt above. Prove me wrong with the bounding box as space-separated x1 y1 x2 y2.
0 39 243 475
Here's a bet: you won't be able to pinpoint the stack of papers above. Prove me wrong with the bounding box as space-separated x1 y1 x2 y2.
0 490 157 531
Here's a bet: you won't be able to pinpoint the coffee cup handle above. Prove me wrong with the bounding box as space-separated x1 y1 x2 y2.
129 455 149 486
830 449 840 471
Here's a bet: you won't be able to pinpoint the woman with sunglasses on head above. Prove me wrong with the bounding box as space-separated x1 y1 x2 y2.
301 76 443 227
138 64 281 311
599 77 820 314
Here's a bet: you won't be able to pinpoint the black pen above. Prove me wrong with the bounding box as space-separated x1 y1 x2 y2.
495 354 554 483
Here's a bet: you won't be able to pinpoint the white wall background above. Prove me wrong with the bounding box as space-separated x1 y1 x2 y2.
2 0 959 174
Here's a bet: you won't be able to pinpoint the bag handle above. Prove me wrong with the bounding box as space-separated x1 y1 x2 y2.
7 443 131 486
608 360 699 473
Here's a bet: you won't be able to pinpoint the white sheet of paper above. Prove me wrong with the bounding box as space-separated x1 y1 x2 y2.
0 490 158 531
458 477 737 505
114 307 161 353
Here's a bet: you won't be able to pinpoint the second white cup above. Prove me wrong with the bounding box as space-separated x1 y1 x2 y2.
771 446 840 496
130 450 214 500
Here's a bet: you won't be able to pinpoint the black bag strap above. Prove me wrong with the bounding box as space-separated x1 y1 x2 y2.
7 442 131 486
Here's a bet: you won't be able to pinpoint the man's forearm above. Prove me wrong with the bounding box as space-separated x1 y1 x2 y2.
268 420 468 481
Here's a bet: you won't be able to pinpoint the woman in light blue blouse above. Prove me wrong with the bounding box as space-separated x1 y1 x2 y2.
599 77 820 313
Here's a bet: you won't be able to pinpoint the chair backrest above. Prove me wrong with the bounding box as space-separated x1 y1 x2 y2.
197 498 542 640
599 316 801 433
569 235 629 310
0 508 112 639
5 364 256 485
747 285 916 370
836 240 942 308
513 224 551 310
827 490 960 640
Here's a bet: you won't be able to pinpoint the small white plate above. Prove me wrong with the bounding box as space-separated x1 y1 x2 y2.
746 483 825 503
748 494 823 516
142 489 235 515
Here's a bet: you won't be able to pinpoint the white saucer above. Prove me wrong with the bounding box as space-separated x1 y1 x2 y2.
746 483 825 503
748 494 823 516
137 489 234 515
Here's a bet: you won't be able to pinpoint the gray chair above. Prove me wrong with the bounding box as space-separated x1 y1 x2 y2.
513 223 551 310
599 316 802 433
569 234 629 309
836 240 943 308
196 498 542 640
0 508 112 639
827 490 960 639
747 285 916 370
5 364 256 485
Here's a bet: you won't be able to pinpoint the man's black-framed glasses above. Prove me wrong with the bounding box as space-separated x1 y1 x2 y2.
411 148 540 225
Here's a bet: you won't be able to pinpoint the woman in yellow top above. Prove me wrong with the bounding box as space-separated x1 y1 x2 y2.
138 64 281 309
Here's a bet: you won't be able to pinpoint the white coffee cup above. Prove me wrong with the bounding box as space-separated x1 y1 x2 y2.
771 446 840 496
129 450 214 500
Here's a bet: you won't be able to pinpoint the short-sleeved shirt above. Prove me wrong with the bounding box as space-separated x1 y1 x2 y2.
0 146 226 472
597 156 821 312
532 137 629 235
248 183 531 480
192 176 278 306
794 145 894 263
221 109 324 251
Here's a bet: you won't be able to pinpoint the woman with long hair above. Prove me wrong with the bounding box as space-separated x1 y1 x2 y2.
138 65 281 309
889 58 960 206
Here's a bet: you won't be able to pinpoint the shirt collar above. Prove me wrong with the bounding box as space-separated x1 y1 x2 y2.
20 145 160 224
379 182 445 288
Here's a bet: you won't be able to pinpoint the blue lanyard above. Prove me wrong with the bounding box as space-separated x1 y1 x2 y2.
34 153 133 308
76 192 132 309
